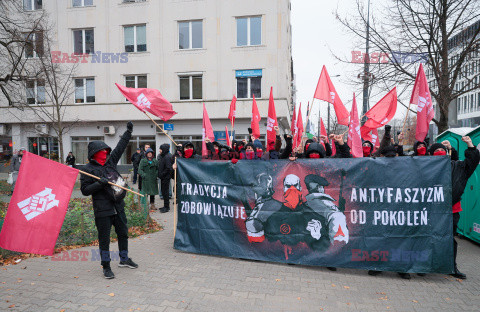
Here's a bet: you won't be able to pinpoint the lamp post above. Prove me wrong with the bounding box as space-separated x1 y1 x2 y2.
361 0 372 125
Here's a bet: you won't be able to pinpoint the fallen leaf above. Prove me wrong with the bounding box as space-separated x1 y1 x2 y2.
346 303 351 305
343 286 350 289
123 282 127 284
74 276 79 279
445 298 451 301
297 297 301 300
150 253 154 255
412 300 418 303
14 259 21 263
30 283 35 285
331 284 336 287
8 305 15 308
60 309 66 312
48 269 51 271
275 279 281 282
108 293 115 297
387 307 390 309
38 273 41 276
376 292 386 295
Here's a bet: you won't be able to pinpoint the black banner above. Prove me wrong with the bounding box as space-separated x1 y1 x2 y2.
174 157 454 273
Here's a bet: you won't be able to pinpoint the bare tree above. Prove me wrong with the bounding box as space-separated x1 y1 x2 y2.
1 1 79 162
337 0 480 133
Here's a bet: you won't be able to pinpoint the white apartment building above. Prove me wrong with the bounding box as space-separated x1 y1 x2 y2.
426 19 480 139
0 0 294 166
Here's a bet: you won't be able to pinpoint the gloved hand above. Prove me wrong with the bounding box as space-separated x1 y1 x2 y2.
284 134 292 142
384 125 391 134
248 127 253 134
99 177 109 186
127 121 133 133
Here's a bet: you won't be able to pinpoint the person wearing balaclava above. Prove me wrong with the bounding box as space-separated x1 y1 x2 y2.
138 147 159 210
362 141 374 157
413 141 428 156
80 122 138 279
9 147 25 195
240 142 257 160
429 136 479 280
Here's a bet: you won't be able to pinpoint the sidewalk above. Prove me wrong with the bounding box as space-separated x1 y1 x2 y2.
1 207 480 311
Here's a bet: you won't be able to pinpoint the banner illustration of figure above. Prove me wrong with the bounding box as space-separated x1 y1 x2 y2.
246 172 349 259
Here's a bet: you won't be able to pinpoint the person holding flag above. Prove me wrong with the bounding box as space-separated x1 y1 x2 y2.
80 121 138 279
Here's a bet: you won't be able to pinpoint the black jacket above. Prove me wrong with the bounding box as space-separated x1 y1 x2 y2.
331 142 353 158
131 152 142 168
80 130 131 218
452 147 480 205
66 155 75 166
158 144 174 180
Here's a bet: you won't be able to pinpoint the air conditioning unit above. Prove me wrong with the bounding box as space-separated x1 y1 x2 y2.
155 124 166 134
0 124 5 135
103 126 116 135
35 124 49 135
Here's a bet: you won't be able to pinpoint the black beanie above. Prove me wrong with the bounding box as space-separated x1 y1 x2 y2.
429 143 447 155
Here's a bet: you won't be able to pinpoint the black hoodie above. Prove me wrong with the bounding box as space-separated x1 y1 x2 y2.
158 143 174 180
305 142 326 158
80 130 131 218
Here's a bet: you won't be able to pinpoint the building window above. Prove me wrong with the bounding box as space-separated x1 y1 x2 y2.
71 136 104 164
179 75 202 100
178 20 203 49
24 32 43 58
24 0 42 10
125 75 147 101
74 78 95 103
73 29 94 54
28 137 58 160
73 0 93 7
26 79 46 104
236 69 262 99
124 25 146 52
236 16 262 46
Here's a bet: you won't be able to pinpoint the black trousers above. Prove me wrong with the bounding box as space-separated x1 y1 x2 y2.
160 178 170 208
132 166 139 183
95 211 129 268
453 212 460 268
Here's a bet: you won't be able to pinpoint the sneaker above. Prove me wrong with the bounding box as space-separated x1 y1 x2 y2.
398 273 411 279
417 273 426 277
368 270 382 276
326 267 337 271
159 207 167 213
118 258 138 269
450 268 466 279
103 267 115 279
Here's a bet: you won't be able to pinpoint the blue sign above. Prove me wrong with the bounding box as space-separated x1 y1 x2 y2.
235 69 262 78
214 131 235 144
164 123 174 131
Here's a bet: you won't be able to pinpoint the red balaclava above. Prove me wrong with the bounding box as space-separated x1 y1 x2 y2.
362 146 371 157
93 149 108 166
309 153 320 159
246 150 255 160
184 148 194 158
417 146 427 156
256 150 263 158
284 186 302 210
433 150 447 156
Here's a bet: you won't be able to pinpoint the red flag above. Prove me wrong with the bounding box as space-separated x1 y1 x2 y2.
0 152 78 255
202 103 215 157
294 103 304 149
363 87 397 129
225 126 232 148
410 64 434 142
331 138 337 157
228 95 237 129
361 125 373 142
319 117 327 148
115 83 177 121
251 95 261 139
347 94 363 158
372 128 380 150
266 87 278 151
313 66 349 125
290 103 296 135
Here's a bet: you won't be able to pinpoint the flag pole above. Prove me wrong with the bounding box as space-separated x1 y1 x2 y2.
78 170 144 197
400 102 412 145
143 111 178 146
173 158 178 240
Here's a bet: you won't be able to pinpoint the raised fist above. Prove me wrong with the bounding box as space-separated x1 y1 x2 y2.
462 136 474 147
126 121 133 132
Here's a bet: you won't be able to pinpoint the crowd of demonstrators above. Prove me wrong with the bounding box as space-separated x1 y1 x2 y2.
65 152 76 168
80 122 138 279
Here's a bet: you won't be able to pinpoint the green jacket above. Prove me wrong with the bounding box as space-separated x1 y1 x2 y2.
138 158 159 195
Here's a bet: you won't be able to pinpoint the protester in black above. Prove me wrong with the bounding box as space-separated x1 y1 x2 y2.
65 152 75 168
130 148 142 184
138 144 151 190
80 121 138 279
158 143 173 213
429 136 480 279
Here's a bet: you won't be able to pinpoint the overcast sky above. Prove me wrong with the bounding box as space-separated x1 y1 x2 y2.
291 0 409 130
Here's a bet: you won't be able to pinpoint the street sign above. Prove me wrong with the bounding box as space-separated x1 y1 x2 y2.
164 123 174 131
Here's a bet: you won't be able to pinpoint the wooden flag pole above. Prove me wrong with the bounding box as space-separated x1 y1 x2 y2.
143 111 178 146
173 158 178 240
78 170 144 197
